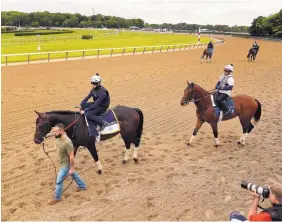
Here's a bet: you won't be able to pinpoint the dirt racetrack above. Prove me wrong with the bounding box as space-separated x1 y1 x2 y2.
2 37 282 220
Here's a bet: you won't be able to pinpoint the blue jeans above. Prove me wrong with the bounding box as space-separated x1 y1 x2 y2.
54 165 87 200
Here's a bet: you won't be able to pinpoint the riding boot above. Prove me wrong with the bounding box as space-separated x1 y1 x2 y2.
99 121 110 132
219 101 230 115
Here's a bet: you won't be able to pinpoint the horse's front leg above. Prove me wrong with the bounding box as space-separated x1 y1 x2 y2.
87 143 102 174
210 122 220 148
187 118 204 147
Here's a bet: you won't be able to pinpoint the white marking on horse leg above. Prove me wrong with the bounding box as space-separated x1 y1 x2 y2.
215 137 220 146
133 148 138 159
189 135 195 145
124 149 130 161
240 133 249 144
96 161 103 171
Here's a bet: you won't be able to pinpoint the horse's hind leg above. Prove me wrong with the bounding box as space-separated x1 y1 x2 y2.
122 140 131 164
238 117 252 145
121 133 139 164
87 143 103 174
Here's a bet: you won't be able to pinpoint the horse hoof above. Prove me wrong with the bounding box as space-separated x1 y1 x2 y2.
122 160 128 164
187 143 191 147
133 158 139 164
214 144 219 148
98 170 102 175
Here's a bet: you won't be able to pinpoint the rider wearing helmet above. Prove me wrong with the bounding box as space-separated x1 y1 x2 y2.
215 64 234 115
80 73 110 131
207 40 214 55
252 41 259 53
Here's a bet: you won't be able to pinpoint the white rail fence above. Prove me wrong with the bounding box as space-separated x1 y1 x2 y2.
1 40 225 66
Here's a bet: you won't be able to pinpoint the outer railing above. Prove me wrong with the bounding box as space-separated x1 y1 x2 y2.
1 40 225 66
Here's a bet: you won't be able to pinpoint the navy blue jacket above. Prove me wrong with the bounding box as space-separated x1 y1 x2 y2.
80 85 110 113
208 42 214 49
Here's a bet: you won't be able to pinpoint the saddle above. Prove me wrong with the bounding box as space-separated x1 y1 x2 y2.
86 109 120 137
211 94 235 117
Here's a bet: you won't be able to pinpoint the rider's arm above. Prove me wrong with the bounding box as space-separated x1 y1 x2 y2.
215 81 220 89
85 91 107 113
80 91 92 107
221 77 234 90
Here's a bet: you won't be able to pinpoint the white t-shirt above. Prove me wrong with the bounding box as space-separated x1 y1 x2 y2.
218 74 234 96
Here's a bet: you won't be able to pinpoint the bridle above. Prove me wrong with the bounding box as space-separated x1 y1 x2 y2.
183 86 217 105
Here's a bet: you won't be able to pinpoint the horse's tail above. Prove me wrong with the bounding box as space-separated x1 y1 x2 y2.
247 48 251 58
201 51 205 59
134 108 144 147
253 99 262 124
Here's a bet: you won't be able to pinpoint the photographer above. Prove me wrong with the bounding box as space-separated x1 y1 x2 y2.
231 182 282 221
248 182 282 221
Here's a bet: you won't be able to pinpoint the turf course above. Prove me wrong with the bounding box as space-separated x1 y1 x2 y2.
1 29 210 63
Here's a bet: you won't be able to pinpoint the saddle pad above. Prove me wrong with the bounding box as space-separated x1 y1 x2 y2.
100 109 120 135
211 95 236 117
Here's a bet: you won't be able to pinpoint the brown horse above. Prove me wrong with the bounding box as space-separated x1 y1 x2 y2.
180 82 261 147
201 49 212 63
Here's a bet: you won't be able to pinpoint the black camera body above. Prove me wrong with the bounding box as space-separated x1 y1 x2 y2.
241 180 270 198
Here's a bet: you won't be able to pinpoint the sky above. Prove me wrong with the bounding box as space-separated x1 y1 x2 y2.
1 0 282 26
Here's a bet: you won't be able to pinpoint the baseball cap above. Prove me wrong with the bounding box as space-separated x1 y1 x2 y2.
270 182 282 204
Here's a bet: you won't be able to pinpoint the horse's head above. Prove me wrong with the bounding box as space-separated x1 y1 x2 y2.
34 111 52 144
180 81 196 106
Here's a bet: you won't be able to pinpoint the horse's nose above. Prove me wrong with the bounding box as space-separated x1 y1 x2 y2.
34 138 42 144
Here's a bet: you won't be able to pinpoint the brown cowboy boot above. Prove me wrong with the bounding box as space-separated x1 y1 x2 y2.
48 199 61 205
75 187 87 192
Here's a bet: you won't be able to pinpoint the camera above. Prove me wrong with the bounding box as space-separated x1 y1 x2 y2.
241 180 270 198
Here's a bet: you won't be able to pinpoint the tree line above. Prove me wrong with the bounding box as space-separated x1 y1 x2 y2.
1 11 144 29
1 11 249 32
145 23 248 33
249 9 282 37
2 10 281 36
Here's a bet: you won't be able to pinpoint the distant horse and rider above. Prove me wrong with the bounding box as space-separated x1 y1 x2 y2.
247 40 260 62
201 40 214 63
34 74 144 174
180 64 261 147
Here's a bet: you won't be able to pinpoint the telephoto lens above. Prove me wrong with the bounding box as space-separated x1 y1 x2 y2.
241 180 270 198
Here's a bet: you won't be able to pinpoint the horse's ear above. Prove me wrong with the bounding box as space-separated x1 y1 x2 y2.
191 82 194 88
34 110 43 118
187 80 190 85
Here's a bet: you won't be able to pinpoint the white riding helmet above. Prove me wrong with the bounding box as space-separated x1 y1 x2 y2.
224 64 234 72
90 73 101 83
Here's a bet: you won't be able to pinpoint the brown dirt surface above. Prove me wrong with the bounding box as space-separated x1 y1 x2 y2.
2 37 282 220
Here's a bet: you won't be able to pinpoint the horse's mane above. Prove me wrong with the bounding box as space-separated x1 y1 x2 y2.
191 83 209 94
45 110 79 115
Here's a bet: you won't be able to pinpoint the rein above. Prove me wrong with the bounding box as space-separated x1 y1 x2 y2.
186 89 217 104
42 113 82 194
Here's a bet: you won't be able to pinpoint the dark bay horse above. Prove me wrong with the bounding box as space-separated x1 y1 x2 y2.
180 82 261 147
34 106 144 174
201 49 212 63
247 48 257 62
